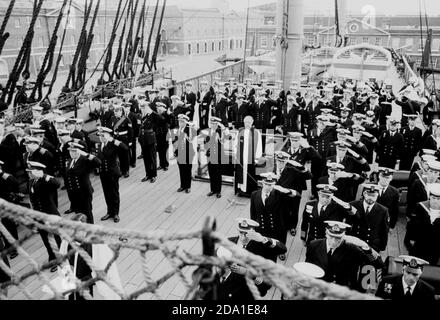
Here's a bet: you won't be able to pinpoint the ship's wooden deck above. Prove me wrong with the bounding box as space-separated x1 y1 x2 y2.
4 137 408 300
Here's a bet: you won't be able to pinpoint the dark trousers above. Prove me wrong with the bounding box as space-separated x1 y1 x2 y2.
199 106 209 130
399 155 416 171
178 163 193 189
141 143 158 178
282 196 301 231
39 229 61 261
208 163 222 194
259 128 267 154
129 139 137 167
157 135 169 169
100 174 120 217
118 139 130 175
377 156 397 170
70 191 94 224
1 218 18 250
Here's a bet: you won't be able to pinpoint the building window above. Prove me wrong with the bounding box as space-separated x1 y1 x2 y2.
415 57 422 66
240 39 243 48
188 44 191 55
392 38 400 49
362 37 369 43
261 36 267 48
375 37 381 46
204 42 207 53
39 36 44 47
350 38 356 45
196 43 200 54
433 39 440 52
71 35 76 45
36 18 41 28
212 42 215 52
418 38 426 51
219 41 222 51
15 18 20 28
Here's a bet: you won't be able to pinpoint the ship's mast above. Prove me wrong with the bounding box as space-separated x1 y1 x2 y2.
275 0 304 90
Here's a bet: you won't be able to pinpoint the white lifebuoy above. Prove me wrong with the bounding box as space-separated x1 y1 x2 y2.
349 23 359 33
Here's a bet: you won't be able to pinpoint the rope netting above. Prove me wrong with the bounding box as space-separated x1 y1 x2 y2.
0 199 376 300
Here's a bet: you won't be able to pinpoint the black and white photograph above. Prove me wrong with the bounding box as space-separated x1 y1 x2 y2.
1 0 440 309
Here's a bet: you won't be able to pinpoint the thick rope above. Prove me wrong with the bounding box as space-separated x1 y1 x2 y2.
141 0 160 74
29 0 69 103
119 0 139 80
0 0 16 56
128 0 147 77
112 10 129 81
150 0 166 71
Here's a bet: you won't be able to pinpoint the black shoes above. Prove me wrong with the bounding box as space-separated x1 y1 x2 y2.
207 192 215 197
50 265 58 273
130 164 136 168
137 155 143 159
123 173 130 178
141 176 150 182
64 209 74 215
185 189 191 194
113 215 120 223
101 214 112 221
216 193 222 199
279 254 286 261
177 188 185 192
163 167 168 171
290 229 297 236
150 177 157 183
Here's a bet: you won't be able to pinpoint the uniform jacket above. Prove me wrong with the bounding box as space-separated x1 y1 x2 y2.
0 171 19 202
400 126 422 157
317 175 364 202
407 177 429 217
110 116 133 144
251 99 274 129
217 236 287 300
24 147 55 172
65 155 101 194
406 201 440 265
234 102 252 129
212 97 231 127
377 185 400 229
376 275 435 300
96 140 128 177
300 200 349 243
306 239 383 289
29 175 60 215
202 127 228 165
346 200 390 252
376 130 404 166
308 127 337 158
325 154 370 176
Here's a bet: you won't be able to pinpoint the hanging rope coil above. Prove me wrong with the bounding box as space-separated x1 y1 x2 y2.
128 0 147 77
150 0 166 71
112 8 129 81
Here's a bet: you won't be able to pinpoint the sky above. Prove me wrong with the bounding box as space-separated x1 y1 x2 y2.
165 0 440 15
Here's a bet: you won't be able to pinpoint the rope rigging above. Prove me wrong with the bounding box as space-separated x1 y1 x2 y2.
112 3 130 81
334 0 343 48
75 0 101 90
141 0 160 74
0 0 16 56
128 0 147 78
29 0 70 104
43 0 74 103
1 0 44 107
63 0 93 92
150 0 167 71
119 0 140 80
99 0 124 84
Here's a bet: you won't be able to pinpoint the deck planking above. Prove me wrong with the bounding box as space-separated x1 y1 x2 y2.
4 141 408 300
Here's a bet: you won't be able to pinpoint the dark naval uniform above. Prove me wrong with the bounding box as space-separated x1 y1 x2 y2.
65 155 101 224
110 115 133 176
96 140 128 219
138 113 160 180
376 274 436 300
376 130 404 169
203 127 229 195
212 97 230 127
217 236 287 300
29 175 62 261
197 88 215 129
300 200 349 244
234 101 252 130
306 239 383 289
377 185 400 229
346 200 390 252
0 171 20 253
400 126 422 170
181 91 197 121
24 147 55 175
173 125 197 191
406 201 440 265
252 99 274 153
308 127 336 160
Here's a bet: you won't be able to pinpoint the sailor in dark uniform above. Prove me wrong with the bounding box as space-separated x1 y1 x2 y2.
23 136 55 174
373 168 401 229
233 94 251 130
110 105 133 178
308 115 336 162
347 184 390 253
338 106 353 129
400 114 423 170
181 82 197 121
65 142 101 224
153 86 172 110
301 184 354 245
376 117 404 170
306 221 383 289
317 162 365 202
172 114 197 193
66 119 88 149
26 161 61 272
96 127 128 223
376 255 435 300
155 102 172 172
200 117 229 198
74 119 92 152
96 98 114 128
405 183 440 265
212 89 230 127
325 140 370 176
197 80 215 130
216 218 287 300
124 102 141 169
252 89 275 154
138 102 160 183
